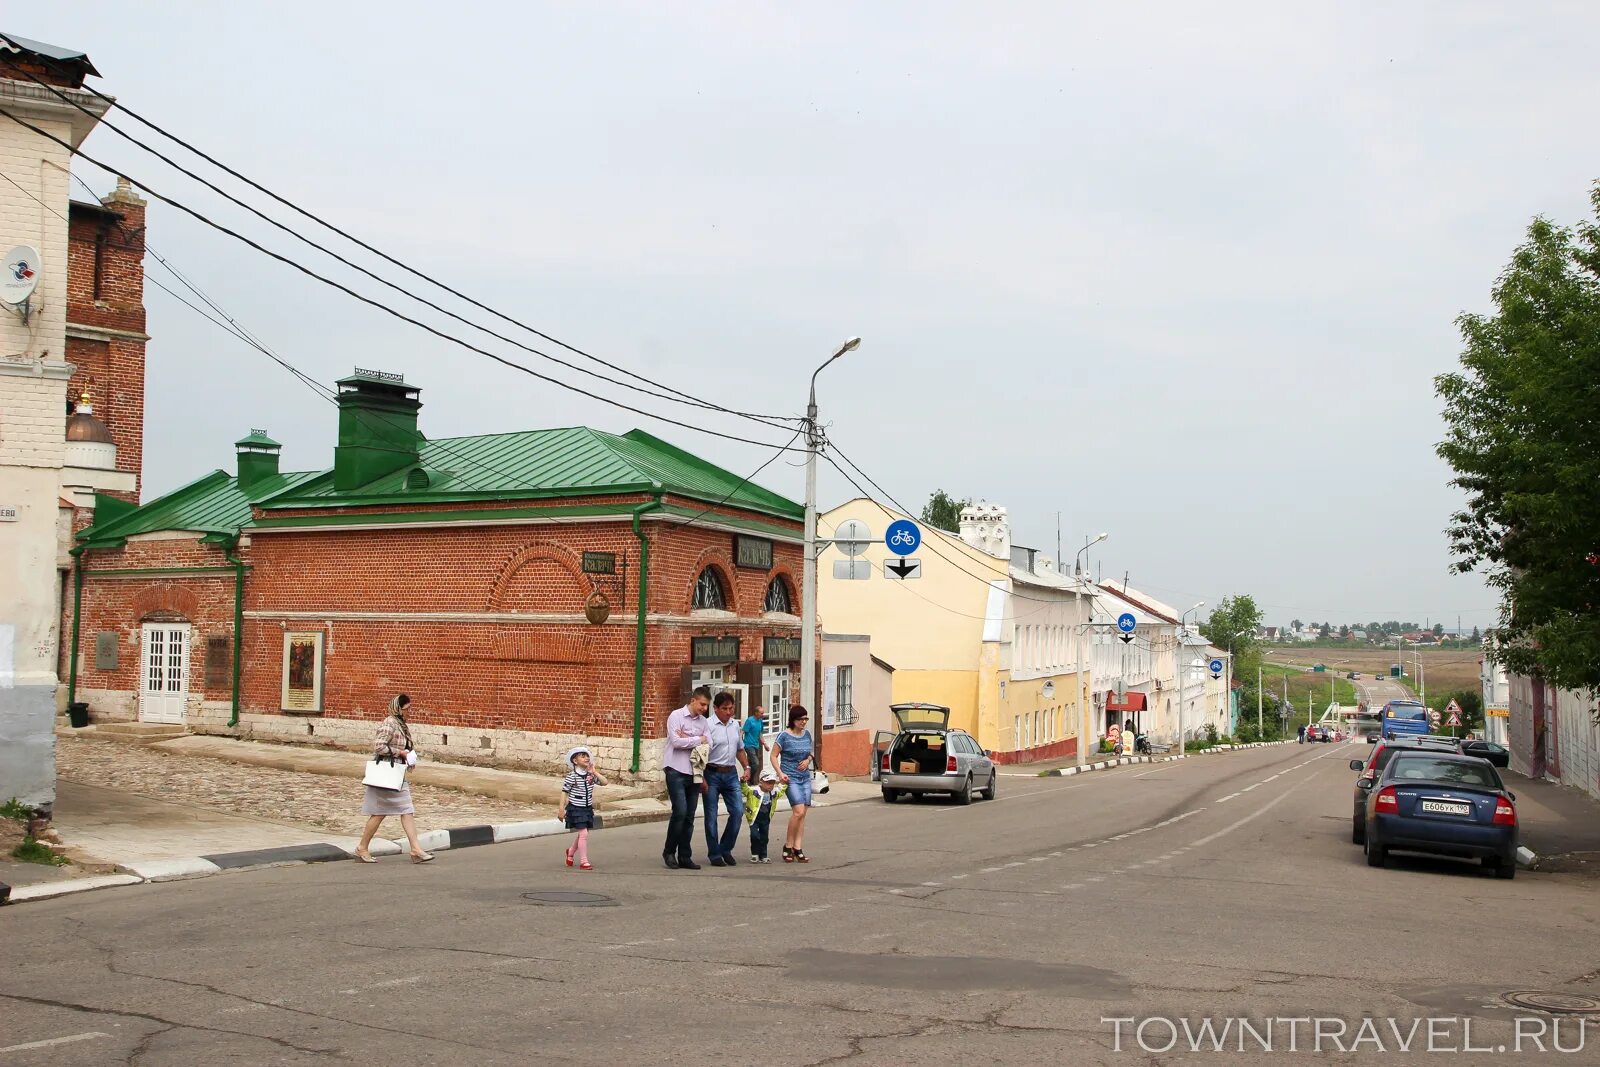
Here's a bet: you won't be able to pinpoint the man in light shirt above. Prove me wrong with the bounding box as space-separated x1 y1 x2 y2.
702 690 750 866
662 686 711 870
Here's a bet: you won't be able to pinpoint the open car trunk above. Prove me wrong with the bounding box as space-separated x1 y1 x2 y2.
890 733 948 775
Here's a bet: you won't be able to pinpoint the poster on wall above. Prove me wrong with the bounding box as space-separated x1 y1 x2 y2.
822 665 837 727
281 631 324 713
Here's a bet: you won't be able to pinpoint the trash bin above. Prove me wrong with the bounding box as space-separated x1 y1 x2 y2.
67 702 90 729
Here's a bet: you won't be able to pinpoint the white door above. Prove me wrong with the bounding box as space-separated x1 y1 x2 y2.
762 666 791 737
139 622 190 724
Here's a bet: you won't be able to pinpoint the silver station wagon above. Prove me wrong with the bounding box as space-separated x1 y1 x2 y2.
872 702 997 804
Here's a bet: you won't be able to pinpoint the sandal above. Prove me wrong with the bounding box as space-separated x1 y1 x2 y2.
579 861 593 870
353 850 376 864
565 846 575 868
793 849 809 863
782 847 796 863
411 852 435 864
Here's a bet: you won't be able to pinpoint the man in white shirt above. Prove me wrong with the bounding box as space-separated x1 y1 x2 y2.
702 690 750 866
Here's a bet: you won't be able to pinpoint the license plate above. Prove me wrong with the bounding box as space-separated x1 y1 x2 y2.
1421 799 1470 816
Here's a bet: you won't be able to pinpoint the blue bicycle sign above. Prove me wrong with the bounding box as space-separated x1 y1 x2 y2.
884 519 921 556
1116 613 1137 634
1208 658 1224 676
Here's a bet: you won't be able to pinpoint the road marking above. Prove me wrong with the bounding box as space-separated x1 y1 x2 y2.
1028 857 1047 863
1242 783 1260 792
1132 770 1160 779
931 783 1081 814
1187 776 1309 850
979 866 1004 873
1049 851 1063 857
0 1034 110 1054
949 873 969 880
1087 875 1105 882
1061 883 1085 890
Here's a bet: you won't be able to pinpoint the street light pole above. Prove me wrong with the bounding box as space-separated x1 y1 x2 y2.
1227 628 1250 739
1073 533 1107 771
801 337 859 767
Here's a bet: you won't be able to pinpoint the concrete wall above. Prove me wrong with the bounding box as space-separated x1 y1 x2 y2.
1508 674 1600 802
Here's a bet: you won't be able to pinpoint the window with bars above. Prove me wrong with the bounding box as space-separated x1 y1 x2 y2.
835 664 855 725
763 576 793 614
692 567 728 610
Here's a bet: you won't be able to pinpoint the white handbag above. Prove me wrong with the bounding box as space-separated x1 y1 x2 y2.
362 756 407 791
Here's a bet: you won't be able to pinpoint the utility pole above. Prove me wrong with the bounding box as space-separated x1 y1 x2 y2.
1073 534 1107 771
1257 660 1263 736
801 337 860 768
1178 602 1203 752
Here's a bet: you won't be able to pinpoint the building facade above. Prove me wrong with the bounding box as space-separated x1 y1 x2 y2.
0 33 116 813
64 372 806 779
817 499 1092 763
820 632 895 776
1505 675 1599 803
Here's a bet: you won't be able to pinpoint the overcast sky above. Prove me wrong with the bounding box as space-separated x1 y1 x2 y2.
21 2 1600 629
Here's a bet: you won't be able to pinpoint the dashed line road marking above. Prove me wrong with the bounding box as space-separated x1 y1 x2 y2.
0 1034 110 1054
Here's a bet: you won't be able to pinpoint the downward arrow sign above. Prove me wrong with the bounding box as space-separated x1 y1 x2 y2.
887 558 918 579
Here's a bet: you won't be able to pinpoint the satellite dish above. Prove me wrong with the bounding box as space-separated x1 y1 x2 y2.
1 245 42 309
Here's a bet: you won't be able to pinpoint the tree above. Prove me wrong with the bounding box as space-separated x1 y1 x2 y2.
1318 622 1331 639
1291 618 1302 632
1200 594 1265 679
1437 184 1600 697
1339 624 1350 639
1432 623 1445 638
920 489 971 534
1471 625 1482 643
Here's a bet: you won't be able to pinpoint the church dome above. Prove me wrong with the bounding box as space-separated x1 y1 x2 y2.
66 410 115 444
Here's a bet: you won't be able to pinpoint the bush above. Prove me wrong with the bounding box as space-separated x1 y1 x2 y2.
0 798 34 821
11 836 66 866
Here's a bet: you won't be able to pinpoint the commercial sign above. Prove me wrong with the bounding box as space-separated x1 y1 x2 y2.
763 636 801 662
1485 705 1510 718
691 636 740 663
735 535 774 570
581 551 616 574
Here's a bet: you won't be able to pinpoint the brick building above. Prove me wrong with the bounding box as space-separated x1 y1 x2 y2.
66 371 808 778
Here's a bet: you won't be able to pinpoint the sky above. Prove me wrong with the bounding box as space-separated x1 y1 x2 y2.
17 2 1600 630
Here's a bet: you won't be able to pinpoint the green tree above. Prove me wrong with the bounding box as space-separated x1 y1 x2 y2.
1200 595 1265 690
1471 625 1482 643
1432 623 1445 638
1437 184 1600 697
920 489 971 534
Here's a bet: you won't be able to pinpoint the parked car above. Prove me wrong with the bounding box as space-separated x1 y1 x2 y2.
1348 735 1463 843
1457 738 1510 768
872 703 996 804
1363 751 1518 878
1366 732 1380 743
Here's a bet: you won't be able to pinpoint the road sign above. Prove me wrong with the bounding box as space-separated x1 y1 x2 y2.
833 519 872 558
883 557 921 580
1445 699 1462 717
1208 658 1224 677
1446 711 1461 727
1116 612 1137 634
1428 709 1442 724
884 519 921 556
832 559 870 580
1118 633 1135 645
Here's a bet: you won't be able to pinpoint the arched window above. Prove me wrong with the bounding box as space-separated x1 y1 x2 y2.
763 576 793 614
692 567 728 611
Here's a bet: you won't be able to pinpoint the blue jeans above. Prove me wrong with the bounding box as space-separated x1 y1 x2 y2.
750 802 773 859
702 767 745 860
664 767 698 862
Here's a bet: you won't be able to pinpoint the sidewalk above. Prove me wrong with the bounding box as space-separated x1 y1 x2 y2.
1503 771 1600 874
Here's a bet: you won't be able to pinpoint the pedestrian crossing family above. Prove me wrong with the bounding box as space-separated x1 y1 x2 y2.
353 686 817 870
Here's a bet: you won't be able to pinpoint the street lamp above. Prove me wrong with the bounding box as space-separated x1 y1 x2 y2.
801 336 860 767
1072 532 1107 772
1258 649 1276 736
1177 601 1203 752
1226 627 1250 739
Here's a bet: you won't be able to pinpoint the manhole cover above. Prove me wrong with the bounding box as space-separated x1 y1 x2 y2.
1500 991 1600 1015
520 890 617 907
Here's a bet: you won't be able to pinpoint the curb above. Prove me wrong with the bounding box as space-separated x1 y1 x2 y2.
1037 740 1295 777
0 786 865 906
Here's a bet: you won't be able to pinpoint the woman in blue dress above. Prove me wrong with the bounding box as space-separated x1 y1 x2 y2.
771 704 815 862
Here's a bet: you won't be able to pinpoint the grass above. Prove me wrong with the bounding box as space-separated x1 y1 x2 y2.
1265 648 1482 695
11 836 68 866
1257 662 1362 711
0 797 34 821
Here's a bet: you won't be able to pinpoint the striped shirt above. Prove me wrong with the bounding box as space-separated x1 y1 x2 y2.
562 770 596 807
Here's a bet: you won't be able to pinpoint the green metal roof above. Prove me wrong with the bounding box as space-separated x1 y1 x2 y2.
234 430 281 449
266 427 803 521
80 425 801 545
78 468 322 547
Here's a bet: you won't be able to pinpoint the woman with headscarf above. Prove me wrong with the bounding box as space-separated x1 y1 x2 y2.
353 694 434 863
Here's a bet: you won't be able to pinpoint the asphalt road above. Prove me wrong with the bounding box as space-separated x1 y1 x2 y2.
3 744 1596 1065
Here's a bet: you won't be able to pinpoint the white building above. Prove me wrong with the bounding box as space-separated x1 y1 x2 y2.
1480 654 1509 746
0 35 111 815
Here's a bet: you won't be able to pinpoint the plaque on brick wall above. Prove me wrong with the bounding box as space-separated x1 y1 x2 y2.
735 535 774 570
94 631 119 671
582 551 616 575
204 635 231 690
691 636 740 664
281 631 325 714
763 636 801 662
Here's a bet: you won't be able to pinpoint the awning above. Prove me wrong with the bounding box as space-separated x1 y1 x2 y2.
1105 691 1147 713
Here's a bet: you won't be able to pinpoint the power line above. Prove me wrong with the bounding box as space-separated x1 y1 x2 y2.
2 105 808 457
0 49 799 432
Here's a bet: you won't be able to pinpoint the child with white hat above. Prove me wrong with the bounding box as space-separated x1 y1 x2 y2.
559 746 607 870
742 768 780 863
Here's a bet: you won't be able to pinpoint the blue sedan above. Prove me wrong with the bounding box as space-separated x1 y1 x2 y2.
1364 752 1518 879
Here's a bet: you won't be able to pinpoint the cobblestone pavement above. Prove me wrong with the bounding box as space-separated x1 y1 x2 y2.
56 736 555 837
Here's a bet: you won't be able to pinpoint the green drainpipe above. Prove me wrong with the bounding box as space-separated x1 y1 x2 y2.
630 493 663 773
67 545 87 706
224 535 248 728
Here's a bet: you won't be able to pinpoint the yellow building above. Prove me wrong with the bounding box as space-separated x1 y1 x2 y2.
818 499 1094 763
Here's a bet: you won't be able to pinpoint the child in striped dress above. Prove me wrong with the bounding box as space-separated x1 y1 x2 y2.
559 747 607 870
